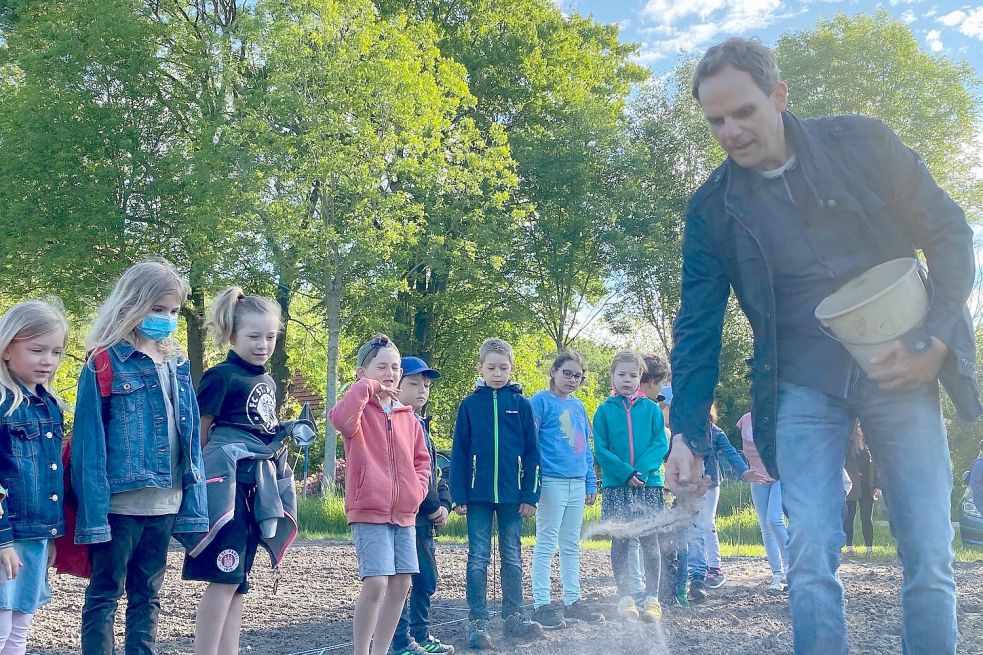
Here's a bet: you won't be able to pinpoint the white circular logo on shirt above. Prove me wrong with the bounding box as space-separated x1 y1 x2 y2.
247 382 278 434
216 549 240 573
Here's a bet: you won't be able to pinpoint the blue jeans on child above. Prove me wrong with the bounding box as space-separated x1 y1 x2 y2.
776 379 956 655
750 481 788 576
531 477 586 608
465 503 524 620
687 484 721 580
392 528 438 651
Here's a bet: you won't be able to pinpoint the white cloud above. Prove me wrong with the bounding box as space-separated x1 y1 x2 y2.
901 9 916 24
636 0 785 62
937 10 966 27
961 8 983 39
926 29 943 52
936 7 983 40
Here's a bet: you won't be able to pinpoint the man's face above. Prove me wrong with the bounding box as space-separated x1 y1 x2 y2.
698 66 789 171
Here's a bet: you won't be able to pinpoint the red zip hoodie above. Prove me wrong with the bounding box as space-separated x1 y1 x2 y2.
329 378 431 527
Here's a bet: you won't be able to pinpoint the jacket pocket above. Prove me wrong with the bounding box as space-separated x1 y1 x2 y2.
9 423 39 459
353 466 367 501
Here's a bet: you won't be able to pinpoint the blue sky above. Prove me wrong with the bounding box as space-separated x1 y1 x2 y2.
557 1 983 78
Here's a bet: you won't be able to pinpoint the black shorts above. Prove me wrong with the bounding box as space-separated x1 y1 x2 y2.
182 483 262 594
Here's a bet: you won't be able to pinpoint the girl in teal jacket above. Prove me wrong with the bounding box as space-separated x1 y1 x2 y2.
593 351 669 623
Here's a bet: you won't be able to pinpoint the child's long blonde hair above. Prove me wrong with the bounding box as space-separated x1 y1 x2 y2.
86 260 189 361
0 300 69 415
205 286 282 349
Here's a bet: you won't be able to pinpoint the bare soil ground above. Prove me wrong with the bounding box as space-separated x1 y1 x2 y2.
33 541 983 655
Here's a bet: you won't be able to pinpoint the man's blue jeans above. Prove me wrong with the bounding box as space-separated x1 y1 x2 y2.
465 503 524 620
393 528 439 651
776 379 956 655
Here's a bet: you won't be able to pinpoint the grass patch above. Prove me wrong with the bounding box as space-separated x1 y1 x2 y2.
296 486 983 562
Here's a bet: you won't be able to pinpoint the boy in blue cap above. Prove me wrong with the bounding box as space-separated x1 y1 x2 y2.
391 357 454 655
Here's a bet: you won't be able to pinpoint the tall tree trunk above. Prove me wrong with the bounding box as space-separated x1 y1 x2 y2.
184 283 207 386
270 274 293 409
322 279 342 495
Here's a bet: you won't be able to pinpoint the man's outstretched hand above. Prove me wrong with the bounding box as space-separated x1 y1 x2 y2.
665 434 706 494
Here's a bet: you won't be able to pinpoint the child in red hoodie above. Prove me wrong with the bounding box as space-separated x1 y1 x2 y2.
329 334 431 655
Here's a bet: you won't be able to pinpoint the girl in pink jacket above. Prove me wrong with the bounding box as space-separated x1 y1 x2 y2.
329 334 431 655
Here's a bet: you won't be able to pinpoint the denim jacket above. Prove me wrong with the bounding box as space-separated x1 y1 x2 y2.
0 384 65 545
70 341 207 544
670 113 982 478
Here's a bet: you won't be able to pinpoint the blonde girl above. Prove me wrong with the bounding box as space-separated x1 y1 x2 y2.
71 260 208 655
184 287 295 655
0 300 68 655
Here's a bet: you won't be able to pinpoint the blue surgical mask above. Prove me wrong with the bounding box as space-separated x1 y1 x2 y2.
138 314 179 341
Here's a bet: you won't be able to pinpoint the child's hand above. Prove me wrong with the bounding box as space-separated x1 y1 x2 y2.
628 474 645 488
454 504 468 516
585 493 597 506
742 470 770 484
873 488 882 501
519 503 537 518
428 506 450 526
377 385 400 402
0 547 21 581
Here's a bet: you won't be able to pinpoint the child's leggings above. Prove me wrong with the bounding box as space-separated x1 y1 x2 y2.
0 610 34 655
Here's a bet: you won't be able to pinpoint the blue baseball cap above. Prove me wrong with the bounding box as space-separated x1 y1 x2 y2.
401 356 441 379
657 385 672 405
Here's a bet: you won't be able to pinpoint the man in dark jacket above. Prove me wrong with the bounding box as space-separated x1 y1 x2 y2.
664 38 980 655
391 357 454 655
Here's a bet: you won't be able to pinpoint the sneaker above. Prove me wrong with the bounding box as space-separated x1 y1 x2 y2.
393 643 429 655
705 568 727 589
767 574 785 595
564 599 604 623
502 614 543 641
617 596 640 621
865 546 873 555
468 620 493 650
531 604 566 630
688 579 708 604
418 636 454 654
640 597 662 623
674 590 690 608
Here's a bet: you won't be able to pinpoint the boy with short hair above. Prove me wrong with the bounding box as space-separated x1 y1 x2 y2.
593 350 670 622
451 338 543 649
391 357 454 655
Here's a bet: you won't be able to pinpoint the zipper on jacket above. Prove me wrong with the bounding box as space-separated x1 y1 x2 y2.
624 397 636 467
388 415 398 516
493 389 499 504
533 465 540 494
517 455 522 491
471 455 477 489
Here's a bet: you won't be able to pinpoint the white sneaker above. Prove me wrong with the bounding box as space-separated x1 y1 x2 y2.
767 574 785 595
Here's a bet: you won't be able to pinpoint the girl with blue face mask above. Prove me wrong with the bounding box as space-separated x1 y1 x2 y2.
71 260 208 655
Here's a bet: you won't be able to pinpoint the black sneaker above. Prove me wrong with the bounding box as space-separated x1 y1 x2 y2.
563 600 604 623
392 642 429 655
502 614 544 641
468 620 493 650
531 604 566 630
705 568 727 589
688 579 708 604
418 635 455 654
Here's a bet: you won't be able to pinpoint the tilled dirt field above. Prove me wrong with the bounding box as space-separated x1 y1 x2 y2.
34 541 983 655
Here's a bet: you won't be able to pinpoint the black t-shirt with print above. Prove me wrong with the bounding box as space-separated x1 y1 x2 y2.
197 351 279 442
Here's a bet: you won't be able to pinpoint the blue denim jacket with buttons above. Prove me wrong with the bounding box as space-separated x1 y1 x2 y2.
70 341 208 545
0 383 65 545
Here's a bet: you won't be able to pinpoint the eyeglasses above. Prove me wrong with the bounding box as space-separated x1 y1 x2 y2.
559 369 585 382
